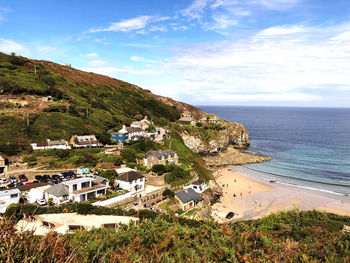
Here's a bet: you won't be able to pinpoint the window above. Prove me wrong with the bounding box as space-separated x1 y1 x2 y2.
73 184 77 191
62 195 69 201
10 194 18 198
81 182 90 189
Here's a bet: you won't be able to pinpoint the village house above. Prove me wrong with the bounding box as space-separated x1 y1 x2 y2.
31 139 71 150
178 117 196 126
44 177 108 205
199 115 219 123
114 170 145 194
187 179 209 193
130 116 152 130
0 155 8 174
175 188 204 211
110 125 146 142
143 150 178 169
70 135 99 148
24 183 52 203
0 188 20 213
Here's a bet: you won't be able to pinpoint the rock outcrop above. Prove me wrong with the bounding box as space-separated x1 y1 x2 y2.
203 146 271 167
181 122 250 154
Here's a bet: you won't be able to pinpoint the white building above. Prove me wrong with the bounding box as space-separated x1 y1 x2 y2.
44 177 108 205
115 167 136 175
0 188 20 213
26 184 52 203
31 139 71 150
187 179 209 193
115 171 145 194
130 116 151 130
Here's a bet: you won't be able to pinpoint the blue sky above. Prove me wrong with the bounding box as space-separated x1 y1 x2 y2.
1 0 350 107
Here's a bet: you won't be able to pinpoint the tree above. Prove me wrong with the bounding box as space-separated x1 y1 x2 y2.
99 169 118 185
121 148 137 163
162 188 175 198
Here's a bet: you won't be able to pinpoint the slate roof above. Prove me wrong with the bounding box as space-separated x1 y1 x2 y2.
126 127 144 133
75 135 97 143
175 188 204 204
144 150 176 159
117 171 144 182
178 117 194 122
191 179 205 186
45 184 69 197
93 176 108 185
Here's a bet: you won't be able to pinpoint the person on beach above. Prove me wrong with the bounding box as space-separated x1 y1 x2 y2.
240 192 243 197
234 179 236 183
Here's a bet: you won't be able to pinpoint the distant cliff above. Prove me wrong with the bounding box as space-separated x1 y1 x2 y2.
180 121 250 154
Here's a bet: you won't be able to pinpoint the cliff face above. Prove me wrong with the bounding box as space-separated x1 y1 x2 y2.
180 122 250 154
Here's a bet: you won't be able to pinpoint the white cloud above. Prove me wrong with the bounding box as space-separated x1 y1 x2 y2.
149 25 168 32
139 23 350 105
181 0 211 20
0 38 30 56
0 7 11 23
90 16 152 33
85 52 98 57
87 59 109 67
259 0 300 10
89 16 170 34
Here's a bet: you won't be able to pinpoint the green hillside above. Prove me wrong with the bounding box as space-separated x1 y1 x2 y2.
0 52 180 155
2 208 350 262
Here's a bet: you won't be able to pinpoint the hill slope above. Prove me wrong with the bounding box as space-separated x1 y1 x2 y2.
0 52 205 155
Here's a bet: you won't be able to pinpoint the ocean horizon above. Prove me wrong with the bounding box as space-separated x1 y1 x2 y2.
198 106 350 195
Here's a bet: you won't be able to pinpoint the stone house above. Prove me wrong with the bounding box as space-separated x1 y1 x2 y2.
130 116 152 130
0 155 8 174
142 150 178 169
175 188 204 211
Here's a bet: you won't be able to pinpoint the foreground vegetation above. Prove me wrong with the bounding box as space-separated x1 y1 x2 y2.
1 208 350 262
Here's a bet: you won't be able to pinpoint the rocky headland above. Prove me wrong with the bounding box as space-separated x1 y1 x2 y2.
203 146 271 167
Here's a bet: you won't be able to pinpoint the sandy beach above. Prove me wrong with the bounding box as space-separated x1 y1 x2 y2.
211 166 350 221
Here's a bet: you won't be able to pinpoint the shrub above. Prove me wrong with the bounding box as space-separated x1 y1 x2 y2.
162 188 175 198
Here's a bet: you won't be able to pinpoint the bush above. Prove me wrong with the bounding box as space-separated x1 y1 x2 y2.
152 164 166 175
99 169 118 184
162 188 175 198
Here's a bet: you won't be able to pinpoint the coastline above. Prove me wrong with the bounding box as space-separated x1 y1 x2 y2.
211 165 350 222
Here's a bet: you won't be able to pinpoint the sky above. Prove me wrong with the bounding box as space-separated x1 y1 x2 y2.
1 0 350 107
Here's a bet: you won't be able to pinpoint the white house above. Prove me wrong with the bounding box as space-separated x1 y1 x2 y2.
26 184 52 203
44 177 108 205
187 179 209 193
115 171 145 194
130 116 151 130
31 139 71 150
0 188 20 213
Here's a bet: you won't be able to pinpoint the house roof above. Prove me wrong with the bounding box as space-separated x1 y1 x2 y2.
144 150 176 159
63 177 94 186
115 167 136 174
45 184 69 197
178 117 194 122
37 139 67 147
0 188 20 198
117 171 144 182
17 182 51 192
93 176 108 185
191 179 205 186
126 127 143 133
175 189 203 204
75 135 97 143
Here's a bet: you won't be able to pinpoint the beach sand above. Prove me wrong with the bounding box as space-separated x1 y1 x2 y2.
211 167 350 222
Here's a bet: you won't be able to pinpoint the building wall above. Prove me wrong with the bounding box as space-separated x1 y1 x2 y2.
175 196 194 211
116 177 145 193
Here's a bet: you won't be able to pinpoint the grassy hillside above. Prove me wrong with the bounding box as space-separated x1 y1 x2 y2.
2 209 350 262
0 52 181 155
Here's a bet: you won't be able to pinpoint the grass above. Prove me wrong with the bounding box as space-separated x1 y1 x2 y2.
182 208 200 217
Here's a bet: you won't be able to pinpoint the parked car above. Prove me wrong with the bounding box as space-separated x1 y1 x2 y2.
35 175 44 182
15 182 24 187
18 174 28 182
7 183 15 188
43 174 52 182
225 212 235 219
32 180 40 184
9 175 18 183
36 199 47 206
0 178 8 184
52 174 62 183
25 182 33 185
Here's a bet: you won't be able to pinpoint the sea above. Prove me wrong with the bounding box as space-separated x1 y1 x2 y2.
198 106 350 196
